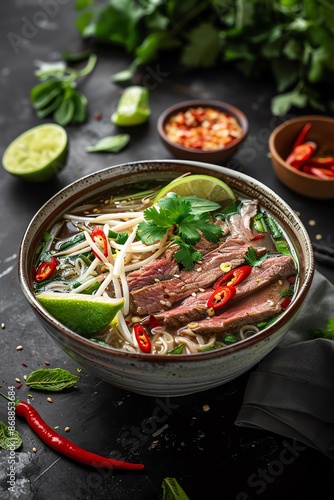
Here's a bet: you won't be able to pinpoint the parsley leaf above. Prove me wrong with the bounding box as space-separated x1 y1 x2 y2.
244 246 268 267
172 238 203 271
137 193 222 269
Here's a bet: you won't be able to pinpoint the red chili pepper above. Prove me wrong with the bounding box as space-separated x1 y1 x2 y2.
251 234 265 241
213 265 252 290
286 142 317 169
148 314 162 329
308 157 334 167
207 285 236 314
134 324 152 353
91 226 109 260
35 257 58 283
302 166 334 179
281 296 291 309
291 122 312 150
3 396 143 470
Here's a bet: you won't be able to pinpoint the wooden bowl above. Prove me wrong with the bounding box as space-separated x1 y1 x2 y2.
269 115 334 199
157 100 248 164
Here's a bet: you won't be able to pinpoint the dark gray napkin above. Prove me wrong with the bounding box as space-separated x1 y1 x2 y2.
235 269 334 459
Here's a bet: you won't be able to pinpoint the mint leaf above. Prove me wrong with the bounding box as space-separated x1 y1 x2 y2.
0 422 22 451
25 368 80 391
162 477 189 500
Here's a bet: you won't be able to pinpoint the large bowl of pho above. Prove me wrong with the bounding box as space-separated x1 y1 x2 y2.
18 160 314 397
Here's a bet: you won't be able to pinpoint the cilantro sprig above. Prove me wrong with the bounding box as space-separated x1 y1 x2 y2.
244 246 268 267
137 193 222 270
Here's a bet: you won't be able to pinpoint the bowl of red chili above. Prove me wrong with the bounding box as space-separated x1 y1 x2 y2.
269 115 334 199
157 100 248 164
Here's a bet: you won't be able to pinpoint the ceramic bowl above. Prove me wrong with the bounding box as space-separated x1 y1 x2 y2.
157 100 248 164
269 115 334 199
18 160 314 397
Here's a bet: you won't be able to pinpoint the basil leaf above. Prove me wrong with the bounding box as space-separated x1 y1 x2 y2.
71 90 88 124
85 134 130 153
161 477 189 500
54 95 75 126
0 422 22 451
184 196 221 214
25 368 80 391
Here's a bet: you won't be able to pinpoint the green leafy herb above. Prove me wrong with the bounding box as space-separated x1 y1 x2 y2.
137 193 222 270
161 477 189 500
244 247 268 267
75 1 334 114
85 134 130 153
25 368 80 392
215 200 241 220
309 318 334 341
0 422 22 451
30 53 96 126
275 239 291 256
224 335 238 345
280 289 294 298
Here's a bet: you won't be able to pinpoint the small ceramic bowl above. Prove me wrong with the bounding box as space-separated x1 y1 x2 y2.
157 100 248 164
18 160 314 397
269 115 334 199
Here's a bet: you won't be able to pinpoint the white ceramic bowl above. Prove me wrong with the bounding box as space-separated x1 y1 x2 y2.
18 160 314 397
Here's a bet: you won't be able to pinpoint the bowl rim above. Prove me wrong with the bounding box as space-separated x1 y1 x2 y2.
19 159 314 364
157 99 249 155
269 115 334 183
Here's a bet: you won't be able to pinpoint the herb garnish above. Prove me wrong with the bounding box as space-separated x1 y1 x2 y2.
0 422 22 451
30 53 97 126
85 134 130 153
137 193 222 270
244 247 268 267
309 318 334 341
162 477 189 500
25 368 80 392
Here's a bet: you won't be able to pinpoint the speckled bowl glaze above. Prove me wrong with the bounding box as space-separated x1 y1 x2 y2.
19 160 314 397
157 100 248 164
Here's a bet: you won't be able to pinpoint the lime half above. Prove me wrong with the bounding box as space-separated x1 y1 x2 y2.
2 123 68 182
37 292 124 338
154 174 235 203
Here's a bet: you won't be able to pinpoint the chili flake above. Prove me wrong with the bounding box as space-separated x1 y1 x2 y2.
164 107 243 151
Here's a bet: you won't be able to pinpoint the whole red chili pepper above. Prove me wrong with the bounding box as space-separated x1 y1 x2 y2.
3 396 144 470
207 285 236 314
35 257 58 283
134 324 152 353
213 265 252 290
91 226 109 261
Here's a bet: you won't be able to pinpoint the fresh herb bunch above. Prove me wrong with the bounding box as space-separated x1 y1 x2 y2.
75 0 334 114
30 53 97 126
137 192 222 270
309 317 334 341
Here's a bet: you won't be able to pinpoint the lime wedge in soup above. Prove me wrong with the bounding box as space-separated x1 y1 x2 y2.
37 293 124 338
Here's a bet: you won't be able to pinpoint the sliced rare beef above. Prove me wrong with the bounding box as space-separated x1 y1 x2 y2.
127 259 179 292
189 277 290 335
130 238 266 315
154 254 296 328
226 200 258 241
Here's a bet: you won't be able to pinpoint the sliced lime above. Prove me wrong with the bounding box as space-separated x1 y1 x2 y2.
37 292 124 338
2 123 68 182
111 86 151 126
154 174 235 203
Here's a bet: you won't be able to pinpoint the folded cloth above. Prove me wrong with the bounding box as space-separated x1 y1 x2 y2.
235 269 334 459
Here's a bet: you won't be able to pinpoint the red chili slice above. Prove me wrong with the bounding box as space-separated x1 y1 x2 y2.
286 141 317 169
35 257 58 283
281 296 291 309
91 226 108 260
292 122 312 150
207 285 236 314
302 166 334 179
213 265 252 290
134 324 152 353
148 314 162 329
